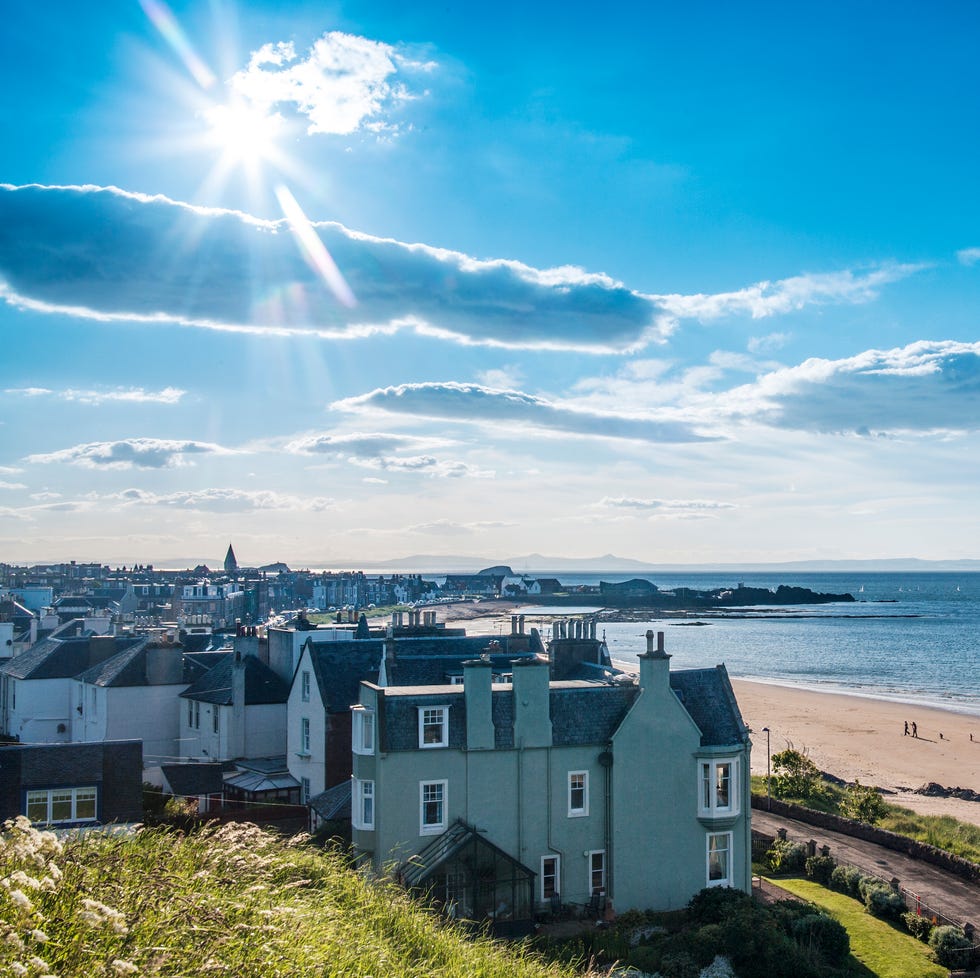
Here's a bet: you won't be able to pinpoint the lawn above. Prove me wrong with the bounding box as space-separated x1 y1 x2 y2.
766 877 947 978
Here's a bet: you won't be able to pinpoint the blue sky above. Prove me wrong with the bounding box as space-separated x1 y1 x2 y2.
2 0 979 566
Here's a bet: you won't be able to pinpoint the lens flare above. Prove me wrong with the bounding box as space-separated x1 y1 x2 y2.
138 0 216 90
275 185 357 309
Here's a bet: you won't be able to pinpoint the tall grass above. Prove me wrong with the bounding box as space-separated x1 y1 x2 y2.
0 817 580 978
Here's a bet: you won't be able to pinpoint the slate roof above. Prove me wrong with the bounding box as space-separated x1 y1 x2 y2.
305 640 383 713
389 651 536 686
160 762 226 797
378 670 747 752
179 653 289 705
0 635 142 681
74 638 156 686
670 665 748 748
310 779 351 821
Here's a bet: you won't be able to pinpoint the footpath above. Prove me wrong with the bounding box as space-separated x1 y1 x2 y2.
752 809 980 927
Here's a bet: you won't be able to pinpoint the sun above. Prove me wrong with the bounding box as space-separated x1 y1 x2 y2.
202 98 283 168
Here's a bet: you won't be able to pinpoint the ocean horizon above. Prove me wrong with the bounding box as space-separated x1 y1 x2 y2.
475 571 980 717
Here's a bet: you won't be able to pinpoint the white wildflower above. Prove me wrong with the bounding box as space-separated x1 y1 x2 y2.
110 960 140 975
31 928 50 943
9 870 41 889
29 955 50 970
5 930 26 951
10 962 28 977
9 888 33 911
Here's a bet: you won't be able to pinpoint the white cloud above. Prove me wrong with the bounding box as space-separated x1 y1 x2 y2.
109 487 335 513
956 247 980 266
285 431 446 457
4 386 184 405
407 519 515 535
654 264 924 333
718 340 980 434
747 332 790 354
229 31 434 137
0 184 915 355
598 496 737 512
332 381 715 444
26 438 233 469
0 481 26 490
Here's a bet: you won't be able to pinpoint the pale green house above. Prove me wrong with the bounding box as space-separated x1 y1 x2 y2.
351 630 751 932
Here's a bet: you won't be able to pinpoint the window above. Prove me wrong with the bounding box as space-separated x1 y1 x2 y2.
300 777 311 804
25 787 98 825
353 779 375 830
10 679 15 710
352 708 375 755
699 759 738 816
299 718 311 755
187 698 193 727
588 850 606 894
568 771 589 817
540 855 560 900
706 832 733 887
212 705 220 734
301 670 311 702
418 706 449 748
193 701 200 730
448 675 465 685
419 780 447 834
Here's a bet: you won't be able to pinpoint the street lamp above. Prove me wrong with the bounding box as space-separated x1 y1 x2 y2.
762 726 771 810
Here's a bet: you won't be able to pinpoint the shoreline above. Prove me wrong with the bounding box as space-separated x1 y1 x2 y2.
730 678 980 825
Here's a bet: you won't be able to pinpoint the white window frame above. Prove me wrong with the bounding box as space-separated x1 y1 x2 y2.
212 704 219 734
567 771 589 817
352 707 375 755
587 850 606 895
706 831 733 887
419 779 447 835
25 786 98 825
540 855 560 901
301 670 311 702
299 717 311 755
699 758 738 817
300 777 311 804
353 778 375 830
418 706 449 749
448 675 465 686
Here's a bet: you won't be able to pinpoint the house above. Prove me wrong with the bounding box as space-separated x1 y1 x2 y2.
0 740 143 827
70 634 211 768
287 618 543 802
178 647 289 762
0 631 143 742
350 631 751 930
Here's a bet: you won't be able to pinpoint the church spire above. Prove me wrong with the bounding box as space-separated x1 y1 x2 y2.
224 543 238 575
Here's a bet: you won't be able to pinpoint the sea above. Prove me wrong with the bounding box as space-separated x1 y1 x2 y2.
484 572 980 717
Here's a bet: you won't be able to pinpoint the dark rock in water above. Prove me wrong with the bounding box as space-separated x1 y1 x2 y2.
478 564 514 576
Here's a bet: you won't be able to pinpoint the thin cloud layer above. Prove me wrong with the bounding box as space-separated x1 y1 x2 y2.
332 381 714 443
230 31 434 136
111 488 334 512
0 184 912 354
4 386 184 405
26 438 232 469
599 497 736 512
725 341 980 434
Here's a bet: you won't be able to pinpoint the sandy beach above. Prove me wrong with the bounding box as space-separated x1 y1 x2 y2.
732 679 980 825
442 603 980 826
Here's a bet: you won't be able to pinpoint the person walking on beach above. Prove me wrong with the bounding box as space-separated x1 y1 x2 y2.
911 721 918 738
904 721 909 736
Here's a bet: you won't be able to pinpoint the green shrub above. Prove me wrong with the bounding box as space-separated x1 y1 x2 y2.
860 880 905 919
791 912 850 965
902 911 934 942
764 838 807 874
687 886 752 925
624 944 661 974
768 898 817 933
803 854 835 885
928 925 972 970
839 780 888 824
659 950 699 978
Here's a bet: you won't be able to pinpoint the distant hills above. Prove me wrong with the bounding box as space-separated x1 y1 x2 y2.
299 554 980 574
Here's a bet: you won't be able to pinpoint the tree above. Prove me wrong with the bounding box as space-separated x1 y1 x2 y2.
770 746 824 801
839 780 887 824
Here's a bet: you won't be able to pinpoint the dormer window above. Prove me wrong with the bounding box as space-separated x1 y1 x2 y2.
418 706 449 748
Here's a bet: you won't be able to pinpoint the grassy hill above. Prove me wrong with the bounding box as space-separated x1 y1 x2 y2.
0 817 577 978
